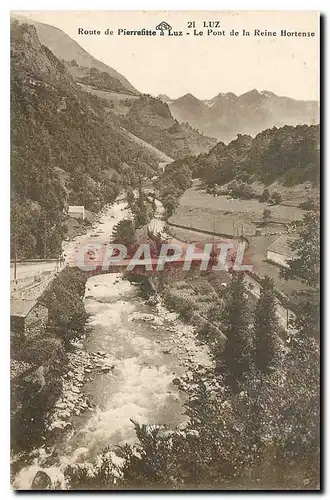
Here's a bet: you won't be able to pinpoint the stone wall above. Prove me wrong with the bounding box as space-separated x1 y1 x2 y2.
13 275 54 301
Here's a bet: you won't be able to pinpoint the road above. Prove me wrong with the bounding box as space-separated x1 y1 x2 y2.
62 201 130 268
147 199 166 237
10 261 59 281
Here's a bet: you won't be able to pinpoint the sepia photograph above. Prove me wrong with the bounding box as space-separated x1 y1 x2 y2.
10 10 320 491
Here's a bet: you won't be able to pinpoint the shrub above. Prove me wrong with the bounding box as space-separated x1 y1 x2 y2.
228 181 256 200
260 188 271 202
269 191 282 205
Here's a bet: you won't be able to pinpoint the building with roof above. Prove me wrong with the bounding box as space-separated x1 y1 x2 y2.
11 299 48 336
68 205 85 220
266 235 298 268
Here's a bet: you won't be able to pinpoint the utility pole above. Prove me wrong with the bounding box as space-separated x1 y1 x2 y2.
14 245 17 281
44 219 47 260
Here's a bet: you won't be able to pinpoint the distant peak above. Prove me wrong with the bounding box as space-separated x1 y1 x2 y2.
214 91 237 100
240 89 260 97
261 90 277 98
180 93 199 100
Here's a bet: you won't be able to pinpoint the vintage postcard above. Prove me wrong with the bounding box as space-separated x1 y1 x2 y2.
10 11 320 490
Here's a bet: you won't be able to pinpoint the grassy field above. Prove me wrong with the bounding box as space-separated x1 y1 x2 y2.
169 182 305 238
167 183 306 298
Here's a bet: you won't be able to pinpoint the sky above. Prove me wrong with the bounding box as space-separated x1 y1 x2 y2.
12 10 320 101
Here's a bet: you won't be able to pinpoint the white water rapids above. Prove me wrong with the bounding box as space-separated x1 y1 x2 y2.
13 198 212 490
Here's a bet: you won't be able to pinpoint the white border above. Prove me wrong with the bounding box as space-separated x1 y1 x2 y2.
1 1 326 498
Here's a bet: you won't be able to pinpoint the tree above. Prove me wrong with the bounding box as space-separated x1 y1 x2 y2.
262 208 271 225
220 274 251 383
254 277 279 372
111 219 136 246
280 210 320 338
281 211 320 288
126 188 135 208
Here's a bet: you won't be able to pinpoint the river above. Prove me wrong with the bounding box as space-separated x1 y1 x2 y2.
13 197 212 490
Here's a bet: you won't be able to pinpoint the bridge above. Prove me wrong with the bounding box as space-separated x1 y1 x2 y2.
68 238 249 277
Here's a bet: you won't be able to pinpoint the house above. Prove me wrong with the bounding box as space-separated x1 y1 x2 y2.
266 235 298 268
68 205 85 220
11 299 48 336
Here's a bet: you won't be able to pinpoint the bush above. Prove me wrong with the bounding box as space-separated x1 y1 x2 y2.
228 181 256 200
269 191 282 205
24 337 65 366
260 188 271 202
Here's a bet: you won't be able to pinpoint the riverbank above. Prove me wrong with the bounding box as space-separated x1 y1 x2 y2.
13 195 216 490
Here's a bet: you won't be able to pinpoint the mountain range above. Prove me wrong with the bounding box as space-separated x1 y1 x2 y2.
159 90 319 142
12 14 319 145
11 14 215 159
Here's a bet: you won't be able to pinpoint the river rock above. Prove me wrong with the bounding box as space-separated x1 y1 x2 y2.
97 351 106 357
57 410 71 420
186 430 200 439
31 471 52 490
66 392 79 403
131 313 156 323
71 386 80 394
55 402 67 410
100 363 115 373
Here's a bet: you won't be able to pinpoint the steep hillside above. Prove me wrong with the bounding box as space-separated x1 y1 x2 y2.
162 124 320 189
119 95 216 159
166 90 319 142
67 61 131 94
11 13 138 94
11 21 159 259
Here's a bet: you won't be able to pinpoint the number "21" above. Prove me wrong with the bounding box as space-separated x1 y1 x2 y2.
187 21 196 28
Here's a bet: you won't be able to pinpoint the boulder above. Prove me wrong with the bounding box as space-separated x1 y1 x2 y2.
31 471 52 490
